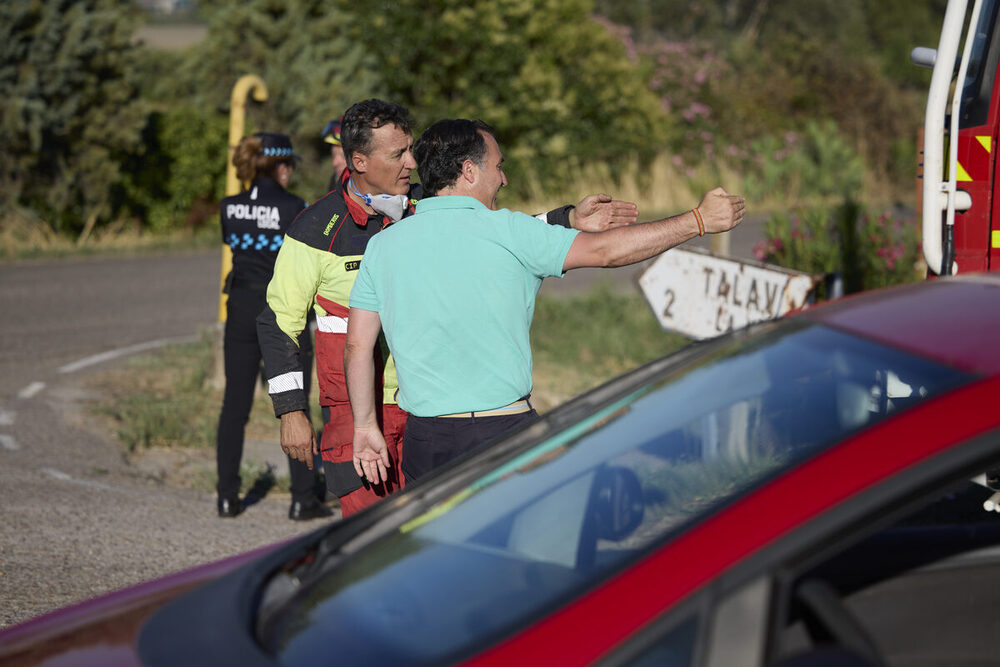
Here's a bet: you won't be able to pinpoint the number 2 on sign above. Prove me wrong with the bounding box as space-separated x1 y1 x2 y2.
662 288 675 319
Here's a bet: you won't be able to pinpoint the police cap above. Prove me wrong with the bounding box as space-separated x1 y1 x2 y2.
254 132 300 160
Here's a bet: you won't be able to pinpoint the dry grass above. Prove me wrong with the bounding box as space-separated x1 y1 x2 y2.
529 288 688 411
504 151 909 221
506 153 778 220
0 212 216 261
86 331 314 495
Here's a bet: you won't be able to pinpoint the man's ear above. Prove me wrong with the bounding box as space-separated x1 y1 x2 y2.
461 159 478 185
351 152 367 175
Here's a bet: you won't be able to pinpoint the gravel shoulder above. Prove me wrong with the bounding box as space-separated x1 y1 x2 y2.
0 371 322 630
0 251 331 631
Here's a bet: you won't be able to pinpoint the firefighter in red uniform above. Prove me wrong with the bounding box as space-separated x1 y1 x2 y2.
217 132 331 521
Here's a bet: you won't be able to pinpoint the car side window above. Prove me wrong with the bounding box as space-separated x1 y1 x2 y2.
620 577 771 667
621 616 700 667
842 480 1000 667
775 475 1000 667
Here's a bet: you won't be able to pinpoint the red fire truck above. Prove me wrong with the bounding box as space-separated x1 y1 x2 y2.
915 0 1000 275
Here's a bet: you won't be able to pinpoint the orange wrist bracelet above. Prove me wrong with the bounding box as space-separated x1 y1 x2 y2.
693 208 705 236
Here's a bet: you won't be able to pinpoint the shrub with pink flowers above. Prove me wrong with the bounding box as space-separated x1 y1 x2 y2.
855 210 924 289
755 200 923 298
589 1 938 205
634 37 731 169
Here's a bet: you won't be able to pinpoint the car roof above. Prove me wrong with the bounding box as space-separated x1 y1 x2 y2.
798 273 1000 375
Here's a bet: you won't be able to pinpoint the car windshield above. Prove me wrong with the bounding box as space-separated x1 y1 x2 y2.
261 321 972 666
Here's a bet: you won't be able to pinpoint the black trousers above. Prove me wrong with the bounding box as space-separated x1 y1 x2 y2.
216 287 315 503
401 410 538 484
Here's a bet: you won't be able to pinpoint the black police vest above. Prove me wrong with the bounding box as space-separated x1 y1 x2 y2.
220 176 306 289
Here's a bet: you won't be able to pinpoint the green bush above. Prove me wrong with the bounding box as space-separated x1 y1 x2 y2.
179 0 377 160
3 1 946 240
754 199 923 297
743 121 865 204
119 106 228 233
596 0 938 198
853 209 925 290
0 0 148 236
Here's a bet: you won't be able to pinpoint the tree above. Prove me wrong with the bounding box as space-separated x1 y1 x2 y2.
117 105 230 233
344 0 671 197
135 0 381 201
177 0 378 147
0 0 148 237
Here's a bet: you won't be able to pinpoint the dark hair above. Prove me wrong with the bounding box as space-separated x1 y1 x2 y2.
414 119 495 194
341 99 412 163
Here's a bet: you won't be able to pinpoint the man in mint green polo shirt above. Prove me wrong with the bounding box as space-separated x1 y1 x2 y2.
345 119 745 485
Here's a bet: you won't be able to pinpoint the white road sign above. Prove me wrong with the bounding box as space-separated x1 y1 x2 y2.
638 247 819 340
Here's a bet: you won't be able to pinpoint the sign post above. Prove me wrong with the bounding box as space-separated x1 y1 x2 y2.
219 75 269 323
638 247 819 340
211 75 268 389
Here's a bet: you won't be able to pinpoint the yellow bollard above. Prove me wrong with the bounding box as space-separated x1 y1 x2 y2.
219 74 269 322
211 76 269 391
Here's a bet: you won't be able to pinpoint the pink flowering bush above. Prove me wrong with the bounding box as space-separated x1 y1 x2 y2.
855 211 923 289
627 35 734 170
756 201 922 297
754 208 842 279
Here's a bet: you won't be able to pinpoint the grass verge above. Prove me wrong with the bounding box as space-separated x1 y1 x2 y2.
530 286 690 410
87 331 308 496
1 213 218 262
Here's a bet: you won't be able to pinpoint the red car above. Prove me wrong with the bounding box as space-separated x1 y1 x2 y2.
5 274 1000 666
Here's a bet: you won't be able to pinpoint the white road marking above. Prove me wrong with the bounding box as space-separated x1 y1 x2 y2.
42 467 72 481
0 409 15 450
40 467 113 491
17 382 45 399
58 335 198 374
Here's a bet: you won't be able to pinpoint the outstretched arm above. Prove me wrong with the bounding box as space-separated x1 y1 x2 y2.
344 307 391 484
564 187 745 270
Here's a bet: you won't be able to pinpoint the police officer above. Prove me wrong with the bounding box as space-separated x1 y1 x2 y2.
321 116 348 193
217 132 332 521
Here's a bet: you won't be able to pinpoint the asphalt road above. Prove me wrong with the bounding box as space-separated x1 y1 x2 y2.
0 251 311 630
0 218 765 630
